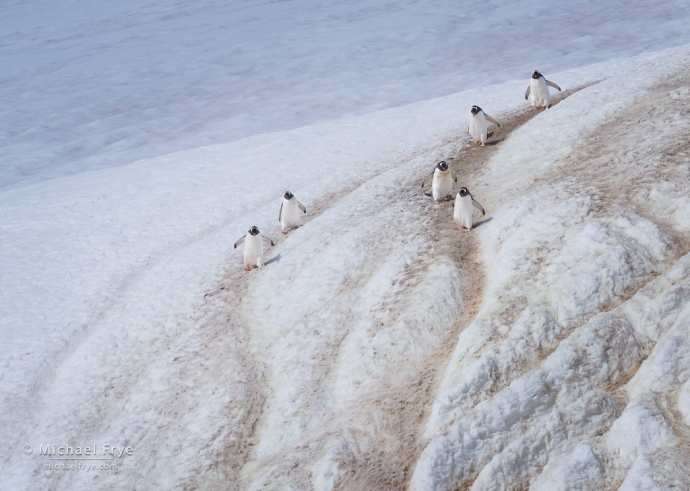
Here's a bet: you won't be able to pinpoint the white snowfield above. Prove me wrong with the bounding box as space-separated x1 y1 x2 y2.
3 36 690 491
3 0 690 190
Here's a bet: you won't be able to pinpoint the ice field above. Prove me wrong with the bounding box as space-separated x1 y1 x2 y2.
2 0 690 189
3 1 690 490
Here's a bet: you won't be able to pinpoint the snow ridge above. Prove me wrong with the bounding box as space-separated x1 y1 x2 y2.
411 47 690 490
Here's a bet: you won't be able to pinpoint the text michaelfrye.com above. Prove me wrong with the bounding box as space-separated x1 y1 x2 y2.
43 462 118 471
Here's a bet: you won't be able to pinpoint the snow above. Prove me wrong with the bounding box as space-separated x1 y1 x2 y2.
606 398 679 469
410 45 690 490
3 0 690 190
4 1 690 490
0 90 470 489
531 444 605 491
617 454 671 491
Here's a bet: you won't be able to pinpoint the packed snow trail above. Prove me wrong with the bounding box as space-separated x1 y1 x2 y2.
214 83 588 490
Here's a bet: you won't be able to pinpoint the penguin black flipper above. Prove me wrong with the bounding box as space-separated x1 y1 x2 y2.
451 171 458 182
472 197 486 216
278 203 283 222
234 235 246 249
485 114 500 127
262 236 275 247
524 86 531 100
420 170 435 189
424 192 432 197
297 201 307 214
546 80 561 91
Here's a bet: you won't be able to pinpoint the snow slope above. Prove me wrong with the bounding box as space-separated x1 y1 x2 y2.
3 0 690 189
3 41 690 490
4 2 690 488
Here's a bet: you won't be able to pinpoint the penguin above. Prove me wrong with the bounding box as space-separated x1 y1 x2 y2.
468 106 500 146
420 161 457 203
234 226 274 270
279 191 306 233
452 187 485 232
524 70 561 109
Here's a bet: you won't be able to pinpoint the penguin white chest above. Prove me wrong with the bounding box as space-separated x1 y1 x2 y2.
432 170 453 201
454 194 473 229
469 113 488 143
530 78 550 108
244 234 264 267
281 199 301 230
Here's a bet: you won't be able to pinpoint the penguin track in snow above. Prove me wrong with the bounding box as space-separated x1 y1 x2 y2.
420 69 690 491
196 81 596 490
195 139 474 489
404 80 600 488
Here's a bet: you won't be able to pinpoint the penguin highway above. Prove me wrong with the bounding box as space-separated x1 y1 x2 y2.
234 69 571 269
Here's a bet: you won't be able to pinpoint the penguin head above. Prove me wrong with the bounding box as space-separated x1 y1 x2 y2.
248 226 260 236
436 161 449 171
471 106 482 116
284 191 294 200
458 187 470 197
532 70 542 79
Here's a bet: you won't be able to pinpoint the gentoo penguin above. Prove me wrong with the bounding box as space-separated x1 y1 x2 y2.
420 160 457 203
525 70 561 109
453 187 485 232
468 106 500 146
279 191 306 233
234 226 274 270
